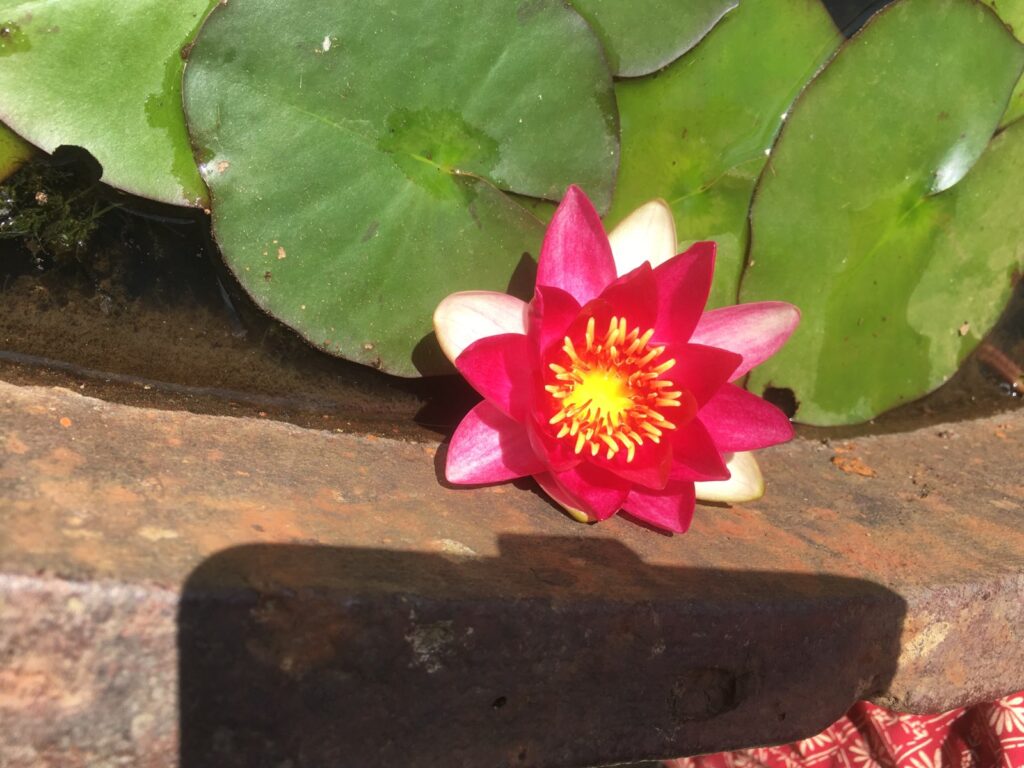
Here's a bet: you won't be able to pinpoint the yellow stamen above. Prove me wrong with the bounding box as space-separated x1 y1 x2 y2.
618 433 637 462
640 422 662 438
637 345 666 367
626 428 644 446
564 337 580 363
543 316 693 464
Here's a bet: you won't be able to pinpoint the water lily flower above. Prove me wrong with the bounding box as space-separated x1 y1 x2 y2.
433 186 799 533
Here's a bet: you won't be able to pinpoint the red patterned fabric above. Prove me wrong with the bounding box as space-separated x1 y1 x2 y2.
666 692 1024 768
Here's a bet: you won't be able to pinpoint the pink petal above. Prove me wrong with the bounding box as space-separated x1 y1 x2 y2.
622 481 697 533
525 414 583 473
608 199 677 275
698 383 794 452
689 302 800 380
592 261 657 332
664 342 741 407
668 418 730 482
534 471 593 522
446 402 547 485
651 241 716 343
547 264 659 364
433 291 529 364
536 185 617 306
599 437 672 490
551 463 630 520
456 333 535 421
529 285 581 358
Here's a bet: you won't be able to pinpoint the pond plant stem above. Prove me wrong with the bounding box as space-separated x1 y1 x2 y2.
976 340 1023 394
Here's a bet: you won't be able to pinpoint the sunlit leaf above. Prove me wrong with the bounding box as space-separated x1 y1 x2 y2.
742 0 1024 425
606 0 842 309
0 0 214 206
569 0 736 77
983 0 1024 125
184 0 617 376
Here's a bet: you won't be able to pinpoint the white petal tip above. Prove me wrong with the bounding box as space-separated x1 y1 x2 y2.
776 302 802 329
433 291 529 364
608 199 678 275
564 506 597 524
695 452 765 504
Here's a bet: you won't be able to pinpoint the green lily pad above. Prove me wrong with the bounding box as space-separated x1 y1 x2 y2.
605 0 842 309
984 0 1024 125
984 0 1024 34
742 0 1024 425
509 193 558 225
569 0 736 77
0 121 32 181
0 0 214 206
1005 71 1024 126
184 0 617 376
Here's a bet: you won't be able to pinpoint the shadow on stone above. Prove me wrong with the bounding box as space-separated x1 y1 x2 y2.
178 535 905 768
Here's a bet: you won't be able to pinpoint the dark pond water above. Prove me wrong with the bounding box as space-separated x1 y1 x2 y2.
0 153 476 441
823 0 893 35
0 148 1020 441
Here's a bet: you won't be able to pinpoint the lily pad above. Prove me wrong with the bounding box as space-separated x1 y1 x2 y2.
0 121 31 181
984 0 1024 34
605 0 842 309
983 0 1024 125
0 0 214 206
184 0 617 376
568 0 736 77
1005 69 1024 127
742 0 1024 425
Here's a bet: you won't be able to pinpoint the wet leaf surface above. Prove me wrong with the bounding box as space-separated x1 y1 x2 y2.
0 0 214 206
742 0 1024 425
569 0 737 77
606 0 842 309
184 0 616 376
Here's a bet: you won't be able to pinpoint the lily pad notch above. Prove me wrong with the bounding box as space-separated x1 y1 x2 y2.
183 0 619 376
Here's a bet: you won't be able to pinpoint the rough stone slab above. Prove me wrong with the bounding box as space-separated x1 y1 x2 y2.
1 380 1022 767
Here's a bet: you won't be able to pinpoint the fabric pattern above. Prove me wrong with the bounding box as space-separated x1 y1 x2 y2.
666 692 1024 768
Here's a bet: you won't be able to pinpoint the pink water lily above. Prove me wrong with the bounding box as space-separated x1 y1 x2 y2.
434 186 799 533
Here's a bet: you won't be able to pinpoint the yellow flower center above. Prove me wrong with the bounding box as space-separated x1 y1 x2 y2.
545 316 689 462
